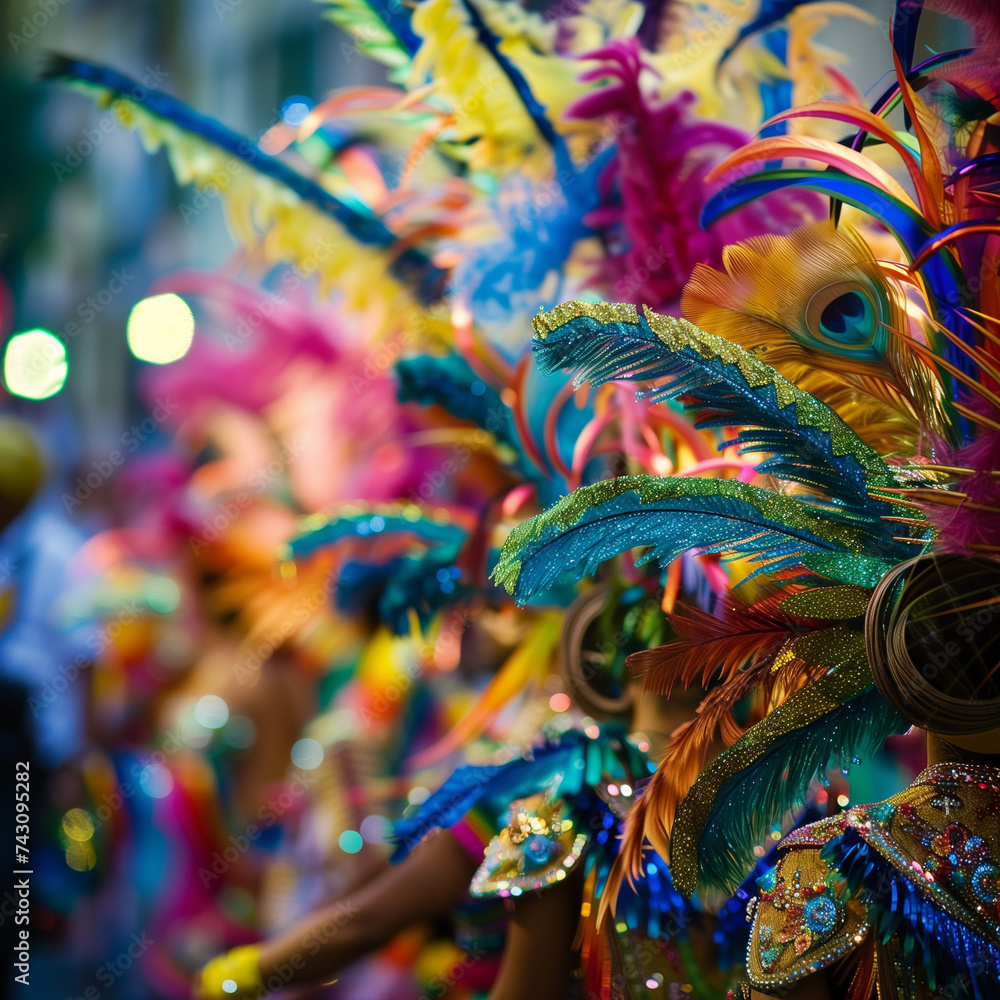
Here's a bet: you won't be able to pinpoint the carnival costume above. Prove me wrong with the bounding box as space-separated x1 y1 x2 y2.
36 0 990 997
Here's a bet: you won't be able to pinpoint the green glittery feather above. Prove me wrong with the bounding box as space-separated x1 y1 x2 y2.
532 301 903 519
493 475 877 603
800 552 899 588
779 585 871 620
669 630 908 896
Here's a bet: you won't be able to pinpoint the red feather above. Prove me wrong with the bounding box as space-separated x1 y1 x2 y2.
626 593 811 694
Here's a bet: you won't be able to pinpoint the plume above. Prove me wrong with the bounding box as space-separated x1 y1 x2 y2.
318 0 420 75
531 300 903 517
395 353 518 453
681 220 946 449
626 594 809 696
42 55 445 305
565 40 818 309
665 636 907 895
286 508 469 561
493 473 882 605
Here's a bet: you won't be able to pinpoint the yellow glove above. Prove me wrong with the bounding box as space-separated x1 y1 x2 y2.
198 945 261 1000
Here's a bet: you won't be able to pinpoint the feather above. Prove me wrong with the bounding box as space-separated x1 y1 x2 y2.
565 40 818 309
532 300 901 516
287 509 469 560
708 135 918 209
614 620 835 898
406 0 583 176
681 220 946 449
492 474 882 605
923 0 1000 105
918 403 1000 554
701 167 978 410
666 638 908 895
42 56 446 305
455 0 568 167
800 552 898 587
758 102 938 219
892 0 925 72
395 353 518 453
626 594 808 695
391 726 645 859
318 0 420 74
372 543 473 633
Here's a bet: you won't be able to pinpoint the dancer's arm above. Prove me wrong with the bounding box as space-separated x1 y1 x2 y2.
487 875 579 1000
195 827 477 998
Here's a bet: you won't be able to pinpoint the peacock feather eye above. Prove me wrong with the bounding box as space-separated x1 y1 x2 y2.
803 281 885 360
819 291 868 338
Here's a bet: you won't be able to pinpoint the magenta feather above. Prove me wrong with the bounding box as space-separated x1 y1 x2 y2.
566 40 821 310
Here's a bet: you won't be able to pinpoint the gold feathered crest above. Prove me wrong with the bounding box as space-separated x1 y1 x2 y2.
682 220 946 450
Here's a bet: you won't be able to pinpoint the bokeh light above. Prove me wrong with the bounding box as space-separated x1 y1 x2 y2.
126 293 195 364
194 694 230 730
407 786 429 805
549 692 571 713
281 96 313 126
65 840 97 872
139 762 174 798
3 329 68 399
338 830 363 854
291 737 324 770
61 808 96 842
360 814 390 844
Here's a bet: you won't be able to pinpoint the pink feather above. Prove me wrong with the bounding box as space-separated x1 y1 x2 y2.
567 40 821 310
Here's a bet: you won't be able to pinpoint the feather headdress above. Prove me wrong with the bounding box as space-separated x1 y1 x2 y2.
495 0 1000 900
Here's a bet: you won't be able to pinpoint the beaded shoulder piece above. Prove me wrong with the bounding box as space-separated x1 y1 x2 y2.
746 842 868 989
748 764 1000 995
470 791 589 897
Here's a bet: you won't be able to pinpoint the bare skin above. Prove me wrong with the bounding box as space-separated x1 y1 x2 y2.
253 828 478 989
487 876 579 1000
194 687 690 999
194 825 580 999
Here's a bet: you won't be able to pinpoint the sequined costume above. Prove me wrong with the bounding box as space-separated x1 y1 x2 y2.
394 723 739 999
745 763 1000 999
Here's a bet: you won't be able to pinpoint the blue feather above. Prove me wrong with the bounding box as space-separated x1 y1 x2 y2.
677 686 907 894
702 168 978 391
531 303 898 519
395 353 518 452
375 544 472 633
891 0 924 74
286 511 467 560
392 727 646 858
614 851 698 943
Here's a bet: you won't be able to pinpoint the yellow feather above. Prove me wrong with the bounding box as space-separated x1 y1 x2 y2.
681 220 948 449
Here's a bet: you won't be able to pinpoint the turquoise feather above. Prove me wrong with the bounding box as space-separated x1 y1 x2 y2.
493 474 880 604
286 510 467 560
531 301 900 519
679 685 908 894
